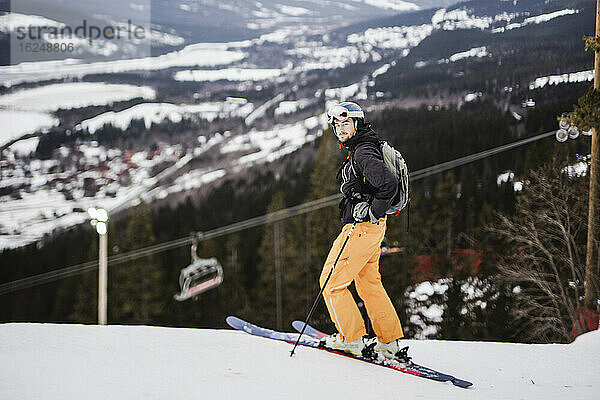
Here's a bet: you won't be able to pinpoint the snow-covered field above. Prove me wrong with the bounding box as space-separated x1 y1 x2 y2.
529 69 594 90
174 68 284 82
0 43 246 87
0 109 59 147
75 98 254 133
0 82 157 148
0 323 597 399
0 82 156 112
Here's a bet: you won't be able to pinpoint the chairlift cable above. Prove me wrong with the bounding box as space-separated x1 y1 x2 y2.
0 130 557 295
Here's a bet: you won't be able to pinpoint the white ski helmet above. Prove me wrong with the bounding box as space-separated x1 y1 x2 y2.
327 101 365 135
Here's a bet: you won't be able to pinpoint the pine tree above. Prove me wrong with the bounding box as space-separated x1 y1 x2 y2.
68 244 99 324
255 191 287 328
305 129 345 329
111 203 165 325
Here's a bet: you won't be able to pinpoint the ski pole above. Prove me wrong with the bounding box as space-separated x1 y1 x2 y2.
290 222 357 357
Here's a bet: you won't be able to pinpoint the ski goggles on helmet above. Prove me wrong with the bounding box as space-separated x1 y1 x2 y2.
327 104 364 124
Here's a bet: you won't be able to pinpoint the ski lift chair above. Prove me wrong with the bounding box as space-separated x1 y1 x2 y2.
174 237 224 301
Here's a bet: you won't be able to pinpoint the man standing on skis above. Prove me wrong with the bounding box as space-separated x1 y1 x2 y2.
320 101 404 359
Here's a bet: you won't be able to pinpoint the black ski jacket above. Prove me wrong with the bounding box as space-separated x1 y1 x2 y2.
337 125 398 224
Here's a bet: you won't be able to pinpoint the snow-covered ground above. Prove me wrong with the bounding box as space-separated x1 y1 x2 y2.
492 9 579 33
0 42 246 87
75 98 254 133
0 82 156 112
0 323 597 399
0 82 156 148
529 69 594 90
0 109 59 147
174 68 284 82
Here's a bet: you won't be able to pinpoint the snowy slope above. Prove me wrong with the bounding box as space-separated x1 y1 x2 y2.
1 323 598 399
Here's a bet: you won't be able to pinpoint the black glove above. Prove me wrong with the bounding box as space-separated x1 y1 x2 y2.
352 202 379 224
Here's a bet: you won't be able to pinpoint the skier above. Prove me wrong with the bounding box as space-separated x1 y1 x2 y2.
320 101 404 359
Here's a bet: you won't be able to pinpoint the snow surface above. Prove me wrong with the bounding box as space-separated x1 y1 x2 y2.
0 109 59 147
446 46 489 63
492 9 578 33
0 82 156 112
0 43 245 87
361 0 419 12
274 99 311 116
345 6 575 68
174 68 283 82
529 70 594 90
0 82 155 149
464 92 482 102
75 99 254 133
564 161 588 178
347 24 433 50
497 171 515 185
0 12 61 33
276 4 312 16
0 323 598 399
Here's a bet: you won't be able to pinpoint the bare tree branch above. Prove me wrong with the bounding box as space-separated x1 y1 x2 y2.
488 164 590 343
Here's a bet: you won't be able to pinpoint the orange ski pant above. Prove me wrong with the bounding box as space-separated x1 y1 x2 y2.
320 217 404 343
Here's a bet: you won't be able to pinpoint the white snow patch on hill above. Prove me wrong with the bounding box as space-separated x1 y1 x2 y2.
274 99 311 116
0 12 61 33
0 323 598 400
0 110 59 147
432 8 492 31
564 161 588 178
168 168 227 193
446 46 489 63
0 82 156 112
174 67 283 82
0 43 245 87
523 9 578 24
276 4 312 16
529 70 594 90
362 0 419 12
347 24 433 50
75 99 254 133
492 9 578 33
372 63 391 78
224 117 323 166
0 82 155 148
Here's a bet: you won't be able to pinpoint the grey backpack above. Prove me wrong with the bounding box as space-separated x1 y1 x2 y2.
351 140 410 216
380 141 410 215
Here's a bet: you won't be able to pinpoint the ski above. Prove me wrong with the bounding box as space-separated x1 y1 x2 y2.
292 320 473 389
226 316 472 388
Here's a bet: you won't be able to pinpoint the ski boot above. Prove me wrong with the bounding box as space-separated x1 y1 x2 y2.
321 333 367 357
364 338 411 362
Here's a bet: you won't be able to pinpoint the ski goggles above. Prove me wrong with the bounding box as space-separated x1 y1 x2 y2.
327 105 363 124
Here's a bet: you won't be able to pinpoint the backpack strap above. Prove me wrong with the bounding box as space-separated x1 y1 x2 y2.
350 140 382 180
